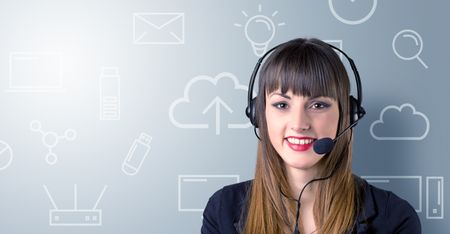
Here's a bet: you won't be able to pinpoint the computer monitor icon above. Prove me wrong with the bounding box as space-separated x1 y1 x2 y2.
43 184 108 226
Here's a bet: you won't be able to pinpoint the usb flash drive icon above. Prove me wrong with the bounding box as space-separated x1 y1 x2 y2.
122 133 152 176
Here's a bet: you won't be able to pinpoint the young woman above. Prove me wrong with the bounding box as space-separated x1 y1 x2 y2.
201 38 421 234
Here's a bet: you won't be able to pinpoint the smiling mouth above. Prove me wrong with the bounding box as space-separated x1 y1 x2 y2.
286 137 316 145
285 137 316 152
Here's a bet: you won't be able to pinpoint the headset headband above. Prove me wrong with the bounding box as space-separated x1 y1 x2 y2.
247 41 363 110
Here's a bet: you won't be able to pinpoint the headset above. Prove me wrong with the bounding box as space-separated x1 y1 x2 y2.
245 39 366 130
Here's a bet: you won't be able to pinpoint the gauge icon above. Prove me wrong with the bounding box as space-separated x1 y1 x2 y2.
0 140 13 171
329 0 377 25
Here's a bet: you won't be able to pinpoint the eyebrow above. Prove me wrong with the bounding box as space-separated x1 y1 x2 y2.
269 92 291 99
269 93 335 102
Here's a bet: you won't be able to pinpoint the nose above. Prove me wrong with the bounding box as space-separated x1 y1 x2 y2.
290 107 311 132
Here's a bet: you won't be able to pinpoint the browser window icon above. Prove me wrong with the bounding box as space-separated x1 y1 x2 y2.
178 175 239 212
7 52 64 92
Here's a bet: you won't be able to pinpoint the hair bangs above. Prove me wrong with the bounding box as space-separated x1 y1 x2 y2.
261 44 340 100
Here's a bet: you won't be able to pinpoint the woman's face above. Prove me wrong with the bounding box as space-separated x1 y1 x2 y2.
265 89 340 172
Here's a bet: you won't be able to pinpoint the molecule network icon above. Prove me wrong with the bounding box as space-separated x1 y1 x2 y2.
30 120 77 165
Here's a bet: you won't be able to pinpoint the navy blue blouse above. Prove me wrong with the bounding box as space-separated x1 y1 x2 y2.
201 176 421 234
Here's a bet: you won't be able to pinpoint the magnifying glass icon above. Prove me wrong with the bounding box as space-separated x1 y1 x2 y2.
392 29 428 69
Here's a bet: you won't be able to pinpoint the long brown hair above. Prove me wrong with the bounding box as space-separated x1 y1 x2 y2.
244 38 358 233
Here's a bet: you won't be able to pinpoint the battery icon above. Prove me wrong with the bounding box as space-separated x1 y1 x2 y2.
100 67 120 120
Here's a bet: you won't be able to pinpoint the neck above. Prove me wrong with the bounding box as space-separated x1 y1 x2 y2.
285 166 319 203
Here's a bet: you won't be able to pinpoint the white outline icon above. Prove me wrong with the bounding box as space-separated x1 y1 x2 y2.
426 177 444 219
178 175 239 212
363 176 422 212
329 0 377 25
122 133 152 176
370 103 430 140
392 29 428 69
99 67 121 121
30 120 77 165
7 52 64 93
133 12 185 45
43 184 108 226
364 175 445 219
201 97 233 135
169 72 252 135
234 4 285 57
0 140 13 171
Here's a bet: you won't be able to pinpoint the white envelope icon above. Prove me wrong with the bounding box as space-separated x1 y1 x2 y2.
133 12 185 45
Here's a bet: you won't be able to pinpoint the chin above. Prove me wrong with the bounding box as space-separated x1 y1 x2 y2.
283 159 319 171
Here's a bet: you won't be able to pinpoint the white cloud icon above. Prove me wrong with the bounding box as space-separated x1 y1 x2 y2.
168 72 252 135
370 103 430 140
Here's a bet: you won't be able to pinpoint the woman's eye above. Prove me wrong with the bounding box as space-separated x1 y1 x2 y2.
310 102 329 109
273 102 288 109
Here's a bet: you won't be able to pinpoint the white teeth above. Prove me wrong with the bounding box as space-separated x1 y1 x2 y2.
287 138 314 145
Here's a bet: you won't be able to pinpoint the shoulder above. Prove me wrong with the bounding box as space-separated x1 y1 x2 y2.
355 176 422 233
201 180 252 234
206 180 252 210
221 179 252 200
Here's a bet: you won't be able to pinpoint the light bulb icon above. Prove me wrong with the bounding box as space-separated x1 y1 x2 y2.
235 4 285 57
245 15 275 57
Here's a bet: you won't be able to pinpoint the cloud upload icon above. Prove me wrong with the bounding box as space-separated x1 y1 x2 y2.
370 103 430 140
169 72 252 135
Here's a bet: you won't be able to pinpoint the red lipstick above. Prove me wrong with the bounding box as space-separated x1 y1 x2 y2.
285 136 316 152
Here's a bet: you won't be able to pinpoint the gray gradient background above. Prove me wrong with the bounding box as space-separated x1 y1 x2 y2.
0 0 447 233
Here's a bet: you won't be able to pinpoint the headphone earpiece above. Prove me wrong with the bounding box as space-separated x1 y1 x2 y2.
349 96 359 125
246 97 258 128
349 95 366 125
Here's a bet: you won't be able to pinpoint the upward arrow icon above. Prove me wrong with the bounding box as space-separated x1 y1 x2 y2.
202 97 233 135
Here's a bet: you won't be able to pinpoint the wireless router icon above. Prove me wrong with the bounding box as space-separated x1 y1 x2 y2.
43 184 108 226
